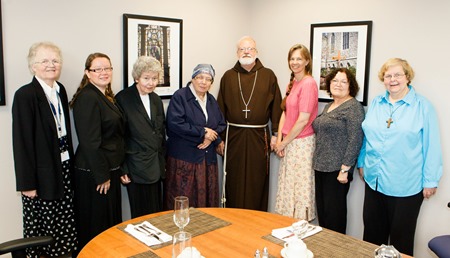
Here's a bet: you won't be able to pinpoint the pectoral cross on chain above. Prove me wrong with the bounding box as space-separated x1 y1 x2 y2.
242 108 250 118
386 117 393 128
238 71 258 120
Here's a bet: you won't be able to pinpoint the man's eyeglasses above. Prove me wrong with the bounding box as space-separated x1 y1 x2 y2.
383 73 405 80
35 59 61 66
88 67 113 73
238 47 256 52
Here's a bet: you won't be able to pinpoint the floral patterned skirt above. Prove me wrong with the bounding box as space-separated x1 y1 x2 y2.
275 135 316 221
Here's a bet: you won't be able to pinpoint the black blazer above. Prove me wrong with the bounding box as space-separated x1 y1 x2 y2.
115 84 166 184
72 83 125 185
12 77 74 200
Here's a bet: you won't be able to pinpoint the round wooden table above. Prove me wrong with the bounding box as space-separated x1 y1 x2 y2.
79 208 295 257
78 208 413 258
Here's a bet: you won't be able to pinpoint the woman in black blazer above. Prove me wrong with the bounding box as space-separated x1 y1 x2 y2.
70 53 126 253
116 56 166 218
12 42 77 257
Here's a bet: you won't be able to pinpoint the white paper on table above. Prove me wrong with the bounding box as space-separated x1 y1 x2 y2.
271 223 322 241
125 221 172 246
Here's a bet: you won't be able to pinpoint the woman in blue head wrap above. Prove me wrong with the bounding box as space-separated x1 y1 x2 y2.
164 64 226 209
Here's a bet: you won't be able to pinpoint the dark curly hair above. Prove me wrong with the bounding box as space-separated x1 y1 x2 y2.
325 68 359 98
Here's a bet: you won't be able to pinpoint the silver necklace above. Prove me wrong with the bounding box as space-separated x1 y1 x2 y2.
238 71 258 119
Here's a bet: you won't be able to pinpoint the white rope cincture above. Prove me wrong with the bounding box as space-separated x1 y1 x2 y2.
220 121 268 208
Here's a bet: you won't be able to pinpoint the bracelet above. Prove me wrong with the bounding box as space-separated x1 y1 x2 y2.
340 169 349 173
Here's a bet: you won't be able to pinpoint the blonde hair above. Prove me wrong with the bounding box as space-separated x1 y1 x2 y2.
378 58 415 84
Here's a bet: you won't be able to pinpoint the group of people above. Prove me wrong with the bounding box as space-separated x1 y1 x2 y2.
11 44 169 257
11 36 442 258
270 42 442 256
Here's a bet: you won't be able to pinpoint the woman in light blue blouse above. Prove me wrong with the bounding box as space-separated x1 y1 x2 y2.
357 58 442 256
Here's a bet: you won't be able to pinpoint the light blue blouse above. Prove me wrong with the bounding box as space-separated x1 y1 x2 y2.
357 86 442 197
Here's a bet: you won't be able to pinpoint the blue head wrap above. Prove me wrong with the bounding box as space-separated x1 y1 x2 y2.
192 64 215 80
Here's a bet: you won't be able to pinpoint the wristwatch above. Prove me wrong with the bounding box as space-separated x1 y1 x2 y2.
340 169 349 173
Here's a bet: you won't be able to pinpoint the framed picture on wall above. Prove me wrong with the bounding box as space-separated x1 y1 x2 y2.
0 1 6 106
123 14 183 99
310 20 372 106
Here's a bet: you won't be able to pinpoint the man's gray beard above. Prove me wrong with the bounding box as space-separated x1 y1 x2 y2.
239 56 256 66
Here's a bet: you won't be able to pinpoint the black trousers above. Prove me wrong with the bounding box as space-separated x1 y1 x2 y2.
363 183 423 256
315 170 351 234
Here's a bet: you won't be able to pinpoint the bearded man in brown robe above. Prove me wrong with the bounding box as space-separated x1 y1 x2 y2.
217 36 282 211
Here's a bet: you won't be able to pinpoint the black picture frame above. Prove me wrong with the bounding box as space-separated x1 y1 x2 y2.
0 2 6 106
310 21 372 106
123 14 183 99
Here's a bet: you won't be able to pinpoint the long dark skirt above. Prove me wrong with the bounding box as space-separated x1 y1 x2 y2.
22 136 77 257
164 156 219 210
73 168 122 253
127 180 162 218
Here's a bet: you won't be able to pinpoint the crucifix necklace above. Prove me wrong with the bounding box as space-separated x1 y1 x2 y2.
386 103 404 128
238 71 258 119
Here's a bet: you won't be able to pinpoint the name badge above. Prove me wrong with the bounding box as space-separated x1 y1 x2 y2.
61 150 70 162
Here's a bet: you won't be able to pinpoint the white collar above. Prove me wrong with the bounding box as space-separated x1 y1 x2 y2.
36 76 60 97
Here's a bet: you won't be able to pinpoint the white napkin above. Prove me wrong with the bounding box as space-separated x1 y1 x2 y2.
272 222 322 241
176 247 205 258
125 221 172 246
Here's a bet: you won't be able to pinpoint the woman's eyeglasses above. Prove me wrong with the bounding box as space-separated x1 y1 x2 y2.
35 59 61 66
88 67 113 73
383 73 405 80
331 79 349 85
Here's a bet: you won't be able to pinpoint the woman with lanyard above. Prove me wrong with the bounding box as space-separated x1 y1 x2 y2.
12 42 77 257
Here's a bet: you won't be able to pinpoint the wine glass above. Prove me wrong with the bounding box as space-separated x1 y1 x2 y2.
173 196 190 232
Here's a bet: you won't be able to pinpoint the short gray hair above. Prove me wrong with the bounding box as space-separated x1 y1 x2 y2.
27 42 62 74
236 36 257 50
132 56 162 81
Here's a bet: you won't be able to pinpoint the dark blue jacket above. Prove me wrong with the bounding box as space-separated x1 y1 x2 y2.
166 85 226 165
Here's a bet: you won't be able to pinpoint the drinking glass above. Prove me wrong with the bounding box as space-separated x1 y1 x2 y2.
173 196 190 231
172 231 192 258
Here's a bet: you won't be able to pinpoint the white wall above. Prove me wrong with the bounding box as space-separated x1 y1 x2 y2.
0 0 449 257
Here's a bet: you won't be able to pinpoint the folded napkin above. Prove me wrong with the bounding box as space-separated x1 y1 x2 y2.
176 247 205 258
272 221 322 241
125 221 172 246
